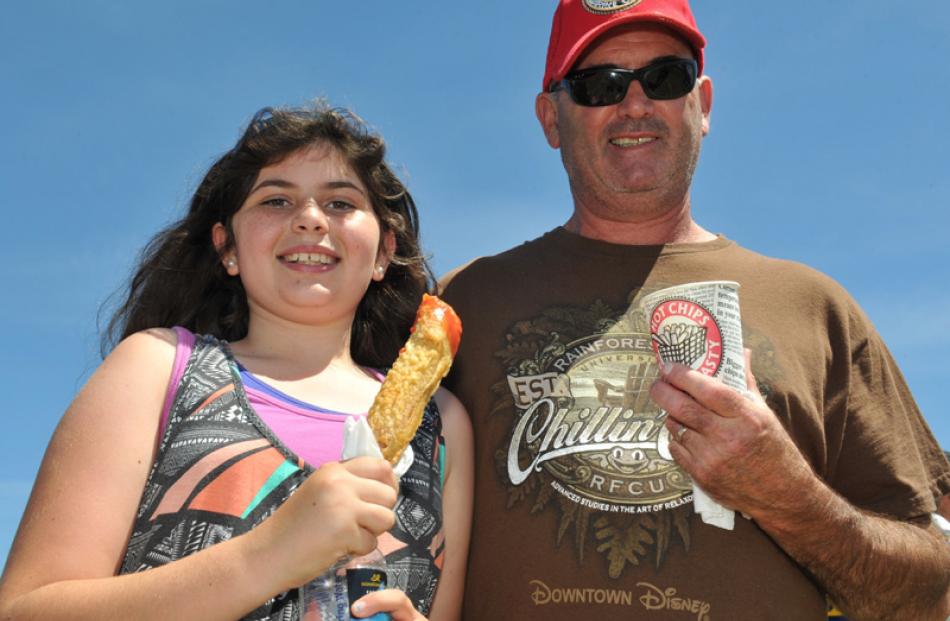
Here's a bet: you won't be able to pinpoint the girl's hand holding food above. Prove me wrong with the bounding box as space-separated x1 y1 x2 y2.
251 456 399 591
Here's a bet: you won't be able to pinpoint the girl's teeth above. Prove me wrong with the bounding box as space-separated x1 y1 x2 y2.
284 253 334 265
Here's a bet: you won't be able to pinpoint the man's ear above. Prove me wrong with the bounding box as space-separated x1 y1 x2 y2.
698 75 714 137
535 91 561 149
212 222 239 276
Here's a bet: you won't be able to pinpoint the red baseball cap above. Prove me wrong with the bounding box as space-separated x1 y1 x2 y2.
542 0 707 92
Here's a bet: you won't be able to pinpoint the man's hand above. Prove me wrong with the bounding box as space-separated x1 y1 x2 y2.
649 354 814 519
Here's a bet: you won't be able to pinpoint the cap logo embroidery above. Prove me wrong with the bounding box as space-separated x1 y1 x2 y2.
582 0 643 14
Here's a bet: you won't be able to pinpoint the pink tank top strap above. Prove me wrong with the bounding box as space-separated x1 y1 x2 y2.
158 326 197 440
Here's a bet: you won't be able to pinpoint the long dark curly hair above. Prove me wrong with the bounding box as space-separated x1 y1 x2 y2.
103 102 434 368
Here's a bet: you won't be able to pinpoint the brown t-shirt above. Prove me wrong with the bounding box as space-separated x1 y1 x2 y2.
441 228 950 621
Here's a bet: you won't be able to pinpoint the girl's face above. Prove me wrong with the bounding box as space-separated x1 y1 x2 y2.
214 144 391 329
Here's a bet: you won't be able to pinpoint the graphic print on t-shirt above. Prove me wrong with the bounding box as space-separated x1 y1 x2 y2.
495 293 697 577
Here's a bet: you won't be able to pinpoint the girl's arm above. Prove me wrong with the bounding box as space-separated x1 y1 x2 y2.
350 388 473 621
0 330 398 621
427 388 474 621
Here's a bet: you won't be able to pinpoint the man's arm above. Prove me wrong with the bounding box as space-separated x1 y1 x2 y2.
651 361 950 621
760 465 949 620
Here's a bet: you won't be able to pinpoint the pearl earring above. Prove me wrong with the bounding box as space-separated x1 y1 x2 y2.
226 259 236 268
375 265 385 277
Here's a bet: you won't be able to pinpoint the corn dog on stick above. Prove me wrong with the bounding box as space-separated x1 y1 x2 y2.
368 294 462 464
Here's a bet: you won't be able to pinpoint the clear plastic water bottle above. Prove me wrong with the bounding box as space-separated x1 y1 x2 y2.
300 549 390 621
300 564 344 621
338 548 390 621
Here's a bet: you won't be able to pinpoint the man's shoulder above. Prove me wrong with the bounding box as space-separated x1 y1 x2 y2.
729 242 821 275
438 230 556 294
727 241 850 295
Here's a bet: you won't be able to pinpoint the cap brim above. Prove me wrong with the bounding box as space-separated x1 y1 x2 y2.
547 13 706 90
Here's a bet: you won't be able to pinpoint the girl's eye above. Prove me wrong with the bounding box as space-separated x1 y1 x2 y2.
262 197 292 208
326 200 356 212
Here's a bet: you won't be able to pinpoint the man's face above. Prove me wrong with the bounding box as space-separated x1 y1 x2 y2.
537 24 712 222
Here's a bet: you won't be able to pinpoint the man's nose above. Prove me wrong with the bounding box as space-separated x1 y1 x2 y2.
616 80 654 118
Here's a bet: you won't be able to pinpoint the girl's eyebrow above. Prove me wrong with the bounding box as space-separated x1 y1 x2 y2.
249 178 296 194
248 178 366 195
324 180 366 195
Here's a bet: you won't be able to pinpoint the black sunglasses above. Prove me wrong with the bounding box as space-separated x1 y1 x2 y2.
553 57 698 106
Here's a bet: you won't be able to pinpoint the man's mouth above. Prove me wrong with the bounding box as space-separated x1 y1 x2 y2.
609 136 656 147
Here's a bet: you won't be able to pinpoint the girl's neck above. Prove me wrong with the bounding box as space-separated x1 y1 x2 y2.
228 312 382 414
230 312 359 379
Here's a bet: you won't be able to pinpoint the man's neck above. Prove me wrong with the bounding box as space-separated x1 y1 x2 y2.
563 201 716 245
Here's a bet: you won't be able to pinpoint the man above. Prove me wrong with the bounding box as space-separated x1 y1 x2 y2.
440 1 950 619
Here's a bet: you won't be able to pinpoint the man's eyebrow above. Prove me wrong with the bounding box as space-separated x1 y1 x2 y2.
650 54 687 65
575 55 686 72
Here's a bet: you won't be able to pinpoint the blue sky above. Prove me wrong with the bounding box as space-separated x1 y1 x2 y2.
2 1 948 566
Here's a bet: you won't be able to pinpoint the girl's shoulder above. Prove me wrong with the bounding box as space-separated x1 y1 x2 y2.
105 328 179 374
90 330 181 416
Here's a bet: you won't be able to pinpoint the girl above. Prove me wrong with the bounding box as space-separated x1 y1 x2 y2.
0 104 472 621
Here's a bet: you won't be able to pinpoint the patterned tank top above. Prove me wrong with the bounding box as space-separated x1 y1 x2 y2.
119 334 445 620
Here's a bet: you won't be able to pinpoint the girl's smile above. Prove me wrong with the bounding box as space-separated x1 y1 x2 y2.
277 245 340 271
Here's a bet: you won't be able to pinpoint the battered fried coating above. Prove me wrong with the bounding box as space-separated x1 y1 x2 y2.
368 294 462 464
